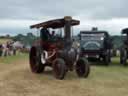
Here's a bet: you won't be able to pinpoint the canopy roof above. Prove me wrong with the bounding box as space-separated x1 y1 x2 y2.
122 28 128 34
30 17 80 29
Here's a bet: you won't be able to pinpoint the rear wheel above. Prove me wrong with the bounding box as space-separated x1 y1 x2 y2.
120 48 127 66
76 58 90 78
53 58 67 80
103 50 111 66
103 55 110 65
29 47 45 73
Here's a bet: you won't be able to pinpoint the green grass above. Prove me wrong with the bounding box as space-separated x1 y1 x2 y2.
0 38 12 44
0 53 28 64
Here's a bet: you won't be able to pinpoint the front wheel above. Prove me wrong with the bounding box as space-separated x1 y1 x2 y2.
29 47 45 73
53 58 67 80
76 58 90 78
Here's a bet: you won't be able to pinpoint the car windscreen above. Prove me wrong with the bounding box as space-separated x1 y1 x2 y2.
80 33 105 41
80 33 105 50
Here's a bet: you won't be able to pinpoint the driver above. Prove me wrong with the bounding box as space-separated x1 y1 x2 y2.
40 28 51 41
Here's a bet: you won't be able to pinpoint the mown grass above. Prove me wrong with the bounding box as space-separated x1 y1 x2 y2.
84 58 128 96
0 53 28 64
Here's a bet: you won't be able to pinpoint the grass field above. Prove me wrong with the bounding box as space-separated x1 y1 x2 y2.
0 53 28 64
0 54 128 96
0 38 12 44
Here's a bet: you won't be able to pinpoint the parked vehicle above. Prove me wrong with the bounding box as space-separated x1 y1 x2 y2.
79 29 112 65
120 28 128 66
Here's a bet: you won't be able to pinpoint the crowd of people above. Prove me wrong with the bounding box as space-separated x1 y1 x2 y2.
0 41 16 57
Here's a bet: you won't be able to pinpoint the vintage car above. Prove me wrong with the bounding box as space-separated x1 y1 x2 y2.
79 29 112 65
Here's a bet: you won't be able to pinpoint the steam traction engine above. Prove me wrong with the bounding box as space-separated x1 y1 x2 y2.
29 16 90 79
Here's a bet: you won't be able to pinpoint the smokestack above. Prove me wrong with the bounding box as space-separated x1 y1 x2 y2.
64 16 72 40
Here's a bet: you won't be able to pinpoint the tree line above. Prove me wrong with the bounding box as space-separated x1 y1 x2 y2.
0 33 125 49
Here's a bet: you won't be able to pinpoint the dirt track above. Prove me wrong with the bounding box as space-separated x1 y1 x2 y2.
0 60 95 96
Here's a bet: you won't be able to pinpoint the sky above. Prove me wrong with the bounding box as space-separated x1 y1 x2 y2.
0 0 128 36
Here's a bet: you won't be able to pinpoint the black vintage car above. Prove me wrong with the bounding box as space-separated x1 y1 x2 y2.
120 28 128 66
79 30 112 65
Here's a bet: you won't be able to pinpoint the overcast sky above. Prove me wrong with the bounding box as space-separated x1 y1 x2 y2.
0 0 128 36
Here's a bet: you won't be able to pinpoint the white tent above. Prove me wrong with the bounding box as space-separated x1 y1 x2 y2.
13 41 24 48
